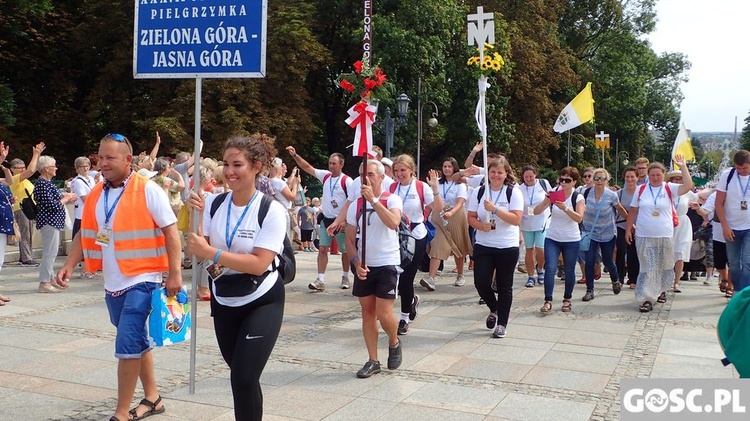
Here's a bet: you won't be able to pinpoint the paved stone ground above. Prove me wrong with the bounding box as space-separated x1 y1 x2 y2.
0 250 736 420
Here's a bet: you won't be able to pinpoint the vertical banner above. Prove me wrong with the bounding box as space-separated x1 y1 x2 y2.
363 0 372 66
134 0 268 78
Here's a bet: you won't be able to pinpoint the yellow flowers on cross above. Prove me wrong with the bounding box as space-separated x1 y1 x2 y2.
467 43 505 75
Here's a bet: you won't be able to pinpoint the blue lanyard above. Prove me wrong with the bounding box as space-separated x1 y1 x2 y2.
328 175 340 196
738 174 750 199
526 184 535 206
225 191 259 250
103 186 126 227
397 182 413 204
488 185 505 208
442 181 454 198
648 184 664 209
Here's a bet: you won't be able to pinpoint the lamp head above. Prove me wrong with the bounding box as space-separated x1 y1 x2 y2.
396 93 411 118
427 117 438 128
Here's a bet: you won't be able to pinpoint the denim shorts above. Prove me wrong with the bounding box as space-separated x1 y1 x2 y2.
105 281 159 359
521 230 546 249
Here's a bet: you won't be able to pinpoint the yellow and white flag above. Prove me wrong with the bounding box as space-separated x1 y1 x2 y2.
553 82 595 133
671 122 695 169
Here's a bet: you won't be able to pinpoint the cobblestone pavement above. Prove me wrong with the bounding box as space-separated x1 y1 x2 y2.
0 252 736 420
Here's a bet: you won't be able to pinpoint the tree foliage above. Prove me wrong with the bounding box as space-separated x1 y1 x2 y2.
0 0 690 181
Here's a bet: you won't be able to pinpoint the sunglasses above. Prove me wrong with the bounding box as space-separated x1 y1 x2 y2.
105 133 133 153
558 177 574 184
583 174 592 178
593 176 606 182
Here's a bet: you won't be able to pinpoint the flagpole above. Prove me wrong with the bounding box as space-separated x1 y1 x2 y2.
567 131 571 166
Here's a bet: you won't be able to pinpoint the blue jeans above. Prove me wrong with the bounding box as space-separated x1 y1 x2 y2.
543 238 580 302
585 237 618 292
726 228 750 292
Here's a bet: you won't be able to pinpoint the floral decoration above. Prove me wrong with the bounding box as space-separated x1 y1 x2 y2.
467 43 505 77
337 58 394 102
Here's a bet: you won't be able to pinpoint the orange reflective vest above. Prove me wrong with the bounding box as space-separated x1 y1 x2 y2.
81 174 169 275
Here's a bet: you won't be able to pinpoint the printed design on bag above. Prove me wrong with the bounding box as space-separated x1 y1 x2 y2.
165 293 189 334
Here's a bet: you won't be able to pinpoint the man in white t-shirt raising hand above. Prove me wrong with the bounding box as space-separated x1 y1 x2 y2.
716 149 750 293
287 146 354 291
346 160 403 378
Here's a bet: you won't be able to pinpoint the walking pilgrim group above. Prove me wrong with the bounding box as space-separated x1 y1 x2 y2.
3 131 747 420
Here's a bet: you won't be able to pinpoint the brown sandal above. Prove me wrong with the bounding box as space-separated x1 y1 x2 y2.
640 301 653 312
725 289 734 299
561 299 572 313
129 395 165 420
719 280 728 293
540 301 552 313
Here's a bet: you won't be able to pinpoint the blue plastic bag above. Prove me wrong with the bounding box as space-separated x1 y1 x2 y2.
148 287 191 346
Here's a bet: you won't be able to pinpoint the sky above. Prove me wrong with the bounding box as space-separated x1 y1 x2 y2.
648 0 750 132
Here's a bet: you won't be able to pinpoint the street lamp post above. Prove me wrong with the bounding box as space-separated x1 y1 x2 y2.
416 78 439 177
382 93 411 157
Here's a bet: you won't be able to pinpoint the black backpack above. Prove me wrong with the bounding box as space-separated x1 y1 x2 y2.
209 192 296 285
476 183 516 203
21 188 37 220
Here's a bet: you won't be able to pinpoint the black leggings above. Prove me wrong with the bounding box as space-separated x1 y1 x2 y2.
211 278 285 421
473 244 519 327
399 236 428 314
616 227 640 284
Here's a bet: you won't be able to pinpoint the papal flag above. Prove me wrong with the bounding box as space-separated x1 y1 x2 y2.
553 82 595 133
671 122 695 170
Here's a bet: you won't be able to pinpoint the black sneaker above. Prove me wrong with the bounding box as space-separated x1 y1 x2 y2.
612 281 622 295
409 295 420 321
397 320 409 335
485 312 497 329
20 260 39 267
356 360 381 378
387 340 402 370
679 273 688 281
582 291 594 301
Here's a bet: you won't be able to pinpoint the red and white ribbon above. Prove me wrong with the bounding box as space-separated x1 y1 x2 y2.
345 100 378 157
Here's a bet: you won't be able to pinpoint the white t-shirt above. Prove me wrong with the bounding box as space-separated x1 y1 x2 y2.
717 168 750 231
346 193 402 267
70 174 95 219
202 192 286 307
347 175 394 201
270 177 292 209
467 184 524 248
519 180 551 232
314 170 353 218
437 181 467 209
466 175 484 189
630 182 681 238
389 180 434 240
701 192 725 243
545 189 585 242
99 180 177 292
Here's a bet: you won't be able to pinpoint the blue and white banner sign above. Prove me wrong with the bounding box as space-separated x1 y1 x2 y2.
134 0 267 79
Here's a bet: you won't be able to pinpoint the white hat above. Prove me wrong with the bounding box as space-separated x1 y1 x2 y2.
381 157 393 168
665 170 683 181
137 168 158 179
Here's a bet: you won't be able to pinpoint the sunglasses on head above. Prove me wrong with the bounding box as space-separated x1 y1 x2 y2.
593 176 606 182
105 133 133 153
558 177 574 184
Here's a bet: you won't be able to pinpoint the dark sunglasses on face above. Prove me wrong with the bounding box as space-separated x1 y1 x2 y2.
583 174 592 178
593 176 606 182
558 177 574 184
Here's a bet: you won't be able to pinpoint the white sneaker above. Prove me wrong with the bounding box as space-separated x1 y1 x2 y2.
341 276 351 289
454 274 465 287
420 276 436 291
308 278 325 292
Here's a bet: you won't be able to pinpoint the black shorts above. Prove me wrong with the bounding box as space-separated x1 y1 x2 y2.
300 229 313 242
714 240 728 270
352 265 399 299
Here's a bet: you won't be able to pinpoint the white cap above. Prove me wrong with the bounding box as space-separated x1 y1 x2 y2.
381 157 393 168
137 168 158 179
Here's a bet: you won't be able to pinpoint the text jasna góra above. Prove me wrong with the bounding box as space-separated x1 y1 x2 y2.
141 24 250 68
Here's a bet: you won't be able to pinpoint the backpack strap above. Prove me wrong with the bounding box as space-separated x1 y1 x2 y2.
505 184 515 203
540 179 550 193
209 192 231 218
476 185 485 202
416 180 425 209
726 167 736 190
583 187 592 201
388 182 397 194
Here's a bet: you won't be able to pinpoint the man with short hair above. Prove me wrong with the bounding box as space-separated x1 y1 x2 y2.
58 133 183 421
634 157 650 186
286 146 353 290
346 160 403 378
715 149 750 293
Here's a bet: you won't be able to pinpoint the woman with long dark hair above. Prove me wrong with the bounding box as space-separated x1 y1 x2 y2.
186 134 286 420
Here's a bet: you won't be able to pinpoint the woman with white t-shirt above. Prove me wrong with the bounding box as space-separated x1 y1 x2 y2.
391 155 435 335
468 157 523 338
690 190 733 297
269 157 299 241
625 157 693 313
519 165 551 288
533 166 585 313
423 157 473 290
186 134 286 420
70 156 97 278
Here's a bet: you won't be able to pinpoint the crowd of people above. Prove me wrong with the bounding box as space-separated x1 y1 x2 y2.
0 132 746 420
